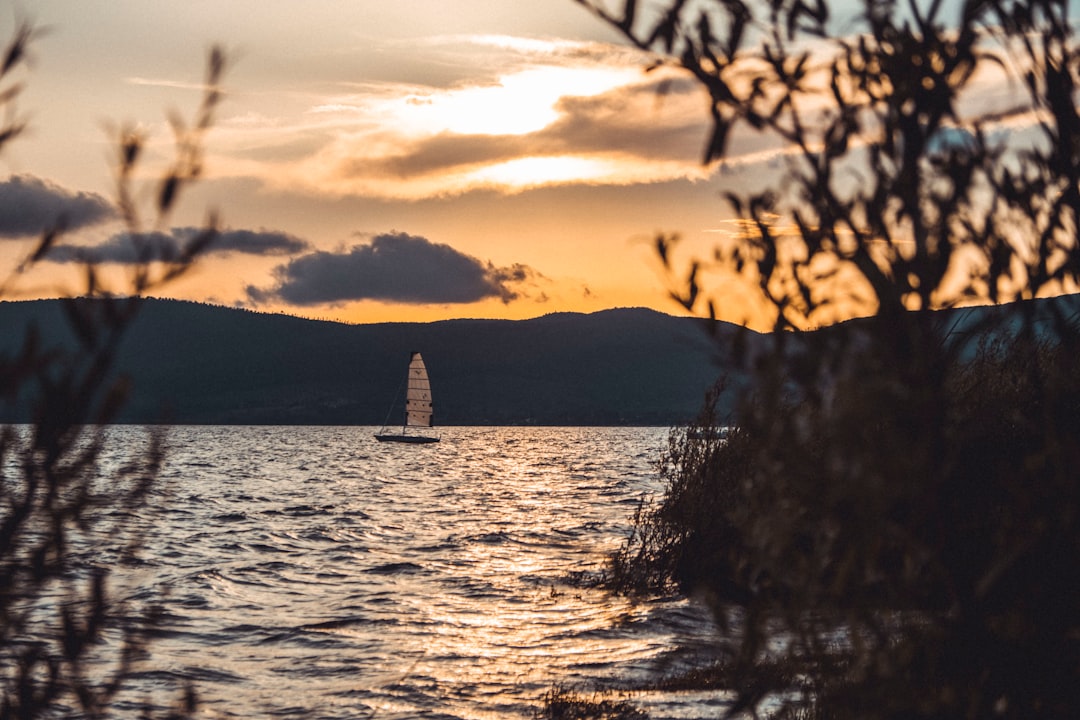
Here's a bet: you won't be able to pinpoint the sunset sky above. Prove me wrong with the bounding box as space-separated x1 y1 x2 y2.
0 1 735 324
0 1 1031 325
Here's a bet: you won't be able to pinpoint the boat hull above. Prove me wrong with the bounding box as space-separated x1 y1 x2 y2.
374 433 440 444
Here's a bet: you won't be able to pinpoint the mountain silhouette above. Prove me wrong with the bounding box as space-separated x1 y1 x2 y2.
8 296 1073 425
0 299 729 425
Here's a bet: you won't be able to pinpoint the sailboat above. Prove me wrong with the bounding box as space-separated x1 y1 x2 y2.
374 352 440 444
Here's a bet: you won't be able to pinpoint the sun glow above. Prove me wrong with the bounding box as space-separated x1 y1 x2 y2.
384 65 640 137
470 155 616 187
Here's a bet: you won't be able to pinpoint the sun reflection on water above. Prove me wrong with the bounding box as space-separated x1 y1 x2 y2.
96 425 721 719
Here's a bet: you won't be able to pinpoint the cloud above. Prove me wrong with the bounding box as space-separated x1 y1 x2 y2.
246 231 540 306
337 74 708 177
210 228 311 255
46 227 309 264
204 37 720 200
275 67 716 199
0 175 114 238
266 35 1051 202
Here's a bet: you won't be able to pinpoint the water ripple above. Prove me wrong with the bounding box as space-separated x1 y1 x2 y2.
94 426 720 719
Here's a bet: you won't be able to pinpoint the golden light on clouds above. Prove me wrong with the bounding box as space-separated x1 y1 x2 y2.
385 65 642 137
10 1 1056 326
463 153 712 192
207 36 712 201
472 155 615 187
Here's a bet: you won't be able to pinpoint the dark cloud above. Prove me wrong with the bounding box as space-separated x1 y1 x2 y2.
46 227 310 264
247 231 539 306
46 231 183 264
208 228 310 255
353 134 522 179
0 175 114 238
545 77 709 159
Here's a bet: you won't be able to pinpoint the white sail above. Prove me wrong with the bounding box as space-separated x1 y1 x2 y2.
374 351 439 443
404 352 433 428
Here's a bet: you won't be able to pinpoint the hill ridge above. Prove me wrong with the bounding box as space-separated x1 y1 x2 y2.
7 296 1073 425
0 298 724 425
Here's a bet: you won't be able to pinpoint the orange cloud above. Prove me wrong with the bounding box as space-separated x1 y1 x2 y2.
204 37 718 200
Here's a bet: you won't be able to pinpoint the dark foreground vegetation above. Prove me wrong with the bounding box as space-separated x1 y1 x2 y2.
0 23 223 717
538 686 649 720
555 0 1080 715
605 300 1080 718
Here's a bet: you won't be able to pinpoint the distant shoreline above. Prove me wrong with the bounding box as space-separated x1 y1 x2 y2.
0 298 722 426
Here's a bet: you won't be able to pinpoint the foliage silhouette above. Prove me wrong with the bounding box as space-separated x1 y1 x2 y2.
539 685 650 720
578 0 1080 717
579 0 1080 324
0 22 225 718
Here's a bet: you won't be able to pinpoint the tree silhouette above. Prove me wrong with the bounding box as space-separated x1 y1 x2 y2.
0 22 225 718
582 0 1080 717
579 0 1080 327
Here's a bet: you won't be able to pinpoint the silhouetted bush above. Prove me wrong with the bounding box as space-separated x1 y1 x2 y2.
579 0 1080 714
539 686 650 720
610 303 1080 718
0 23 225 718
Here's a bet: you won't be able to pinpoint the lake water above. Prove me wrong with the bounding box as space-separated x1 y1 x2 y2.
94 425 726 719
